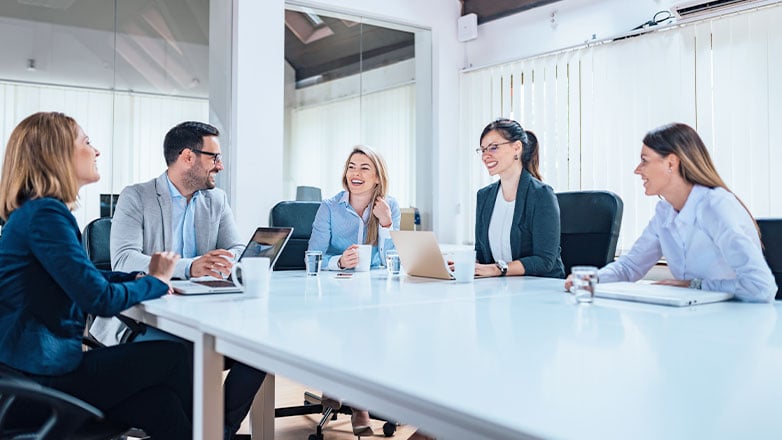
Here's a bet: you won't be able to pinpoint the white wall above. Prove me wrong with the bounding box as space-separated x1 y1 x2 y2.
464 0 679 70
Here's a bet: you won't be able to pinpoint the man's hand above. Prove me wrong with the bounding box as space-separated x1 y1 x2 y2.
190 249 235 278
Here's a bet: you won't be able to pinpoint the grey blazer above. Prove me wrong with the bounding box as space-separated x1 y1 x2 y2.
90 173 244 345
475 170 565 278
110 173 245 279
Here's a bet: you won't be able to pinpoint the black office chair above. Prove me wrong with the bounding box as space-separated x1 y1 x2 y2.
0 365 130 440
83 217 113 271
82 217 147 346
269 201 321 270
557 191 624 275
268 201 397 439
757 218 782 300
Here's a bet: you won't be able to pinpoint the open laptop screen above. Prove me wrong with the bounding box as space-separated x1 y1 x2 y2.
239 227 294 269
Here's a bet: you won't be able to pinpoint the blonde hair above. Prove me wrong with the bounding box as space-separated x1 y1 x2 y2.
0 112 80 220
341 145 390 246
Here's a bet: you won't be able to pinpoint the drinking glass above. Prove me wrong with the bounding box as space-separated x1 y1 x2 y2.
385 250 401 275
304 250 323 276
571 266 598 303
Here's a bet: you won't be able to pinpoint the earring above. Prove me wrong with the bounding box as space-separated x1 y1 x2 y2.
667 167 672 174
513 154 519 160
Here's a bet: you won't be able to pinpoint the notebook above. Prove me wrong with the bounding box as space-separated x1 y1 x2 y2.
390 231 454 280
595 281 734 307
171 226 293 294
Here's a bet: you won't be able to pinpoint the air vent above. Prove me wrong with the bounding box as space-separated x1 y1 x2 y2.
672 0 772 18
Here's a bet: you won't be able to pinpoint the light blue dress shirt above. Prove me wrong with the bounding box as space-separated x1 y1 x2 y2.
165 174 198 277
599 184 777 302
308 190 401 270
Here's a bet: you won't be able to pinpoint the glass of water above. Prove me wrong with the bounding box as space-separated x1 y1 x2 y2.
304 250 322 276
571 266 598 303
385 250 401 275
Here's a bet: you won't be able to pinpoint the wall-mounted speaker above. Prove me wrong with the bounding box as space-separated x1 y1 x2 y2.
458 13 478 42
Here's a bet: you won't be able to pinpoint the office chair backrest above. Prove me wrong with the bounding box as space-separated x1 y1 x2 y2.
269 201 321 270
295 186 322 202
757 218 782 300
557 191 623 275
83 217 112 271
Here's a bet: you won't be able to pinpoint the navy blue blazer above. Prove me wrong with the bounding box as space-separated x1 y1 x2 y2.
0 198 169 375
475 171 565 278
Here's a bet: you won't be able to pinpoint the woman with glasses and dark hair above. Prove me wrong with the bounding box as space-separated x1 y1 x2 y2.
471 118 565 278
0 112 192 439
565 122 776 302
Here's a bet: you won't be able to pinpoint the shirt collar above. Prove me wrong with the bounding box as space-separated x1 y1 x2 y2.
661 184 706 227
338 190 371 221
165 173 199 201
676 184 707 226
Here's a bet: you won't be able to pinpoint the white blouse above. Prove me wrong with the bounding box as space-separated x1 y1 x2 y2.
488 187 515 263
599 184 776 302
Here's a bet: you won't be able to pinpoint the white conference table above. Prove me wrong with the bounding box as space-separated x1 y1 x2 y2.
125 271 782 440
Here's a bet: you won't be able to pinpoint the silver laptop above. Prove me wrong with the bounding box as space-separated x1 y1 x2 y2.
390 231 454 280
595 281 734 307
172 226 293 295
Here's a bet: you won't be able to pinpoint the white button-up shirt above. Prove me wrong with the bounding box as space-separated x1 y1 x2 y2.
599 184 776 302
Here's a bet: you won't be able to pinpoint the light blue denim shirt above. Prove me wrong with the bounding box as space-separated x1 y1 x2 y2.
308 190 401 270
165 174 199 277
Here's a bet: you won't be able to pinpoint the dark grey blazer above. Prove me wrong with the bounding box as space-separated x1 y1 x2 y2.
475 170 565 278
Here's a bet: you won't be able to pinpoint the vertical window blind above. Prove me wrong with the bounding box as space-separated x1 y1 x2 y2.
0 81 208 229
287 84 416 206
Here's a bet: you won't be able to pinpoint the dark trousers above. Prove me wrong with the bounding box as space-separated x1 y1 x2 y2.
135 326 266 439
30 340 192 440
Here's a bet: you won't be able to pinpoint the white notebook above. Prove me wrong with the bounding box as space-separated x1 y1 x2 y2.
595 281 733 307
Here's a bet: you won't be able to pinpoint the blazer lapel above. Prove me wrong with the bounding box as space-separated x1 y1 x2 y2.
510 171 532 247
193 193 211 255
155 173 174 251
480 181 501 261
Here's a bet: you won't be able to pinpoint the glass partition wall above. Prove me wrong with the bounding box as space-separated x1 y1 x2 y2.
0 0 211 229
284 4 432 221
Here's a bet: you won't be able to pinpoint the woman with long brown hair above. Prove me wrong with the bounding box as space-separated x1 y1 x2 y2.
566 122 776 302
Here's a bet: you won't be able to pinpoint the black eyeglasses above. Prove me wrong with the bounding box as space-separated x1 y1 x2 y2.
475 141 513 155
189 148 223 164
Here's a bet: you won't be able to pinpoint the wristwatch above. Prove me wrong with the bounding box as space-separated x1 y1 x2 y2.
689 278 702 290
495 260 508 277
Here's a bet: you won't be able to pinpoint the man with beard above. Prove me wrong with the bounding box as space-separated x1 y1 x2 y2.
90 121 266 440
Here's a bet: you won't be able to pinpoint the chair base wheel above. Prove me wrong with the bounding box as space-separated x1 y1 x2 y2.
382 421 397 437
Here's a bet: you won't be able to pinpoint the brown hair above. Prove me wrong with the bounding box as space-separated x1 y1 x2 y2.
643 122 759 237
341 145 390 246
0 112 80 220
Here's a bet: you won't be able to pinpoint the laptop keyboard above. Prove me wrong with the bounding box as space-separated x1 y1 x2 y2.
195 280 235 288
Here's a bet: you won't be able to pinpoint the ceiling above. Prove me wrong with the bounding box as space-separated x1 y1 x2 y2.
284 12 414 86
462 0 563 24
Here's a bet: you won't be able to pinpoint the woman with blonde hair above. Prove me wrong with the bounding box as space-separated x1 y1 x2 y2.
309 145 401 272
566 122 776 302
0 112 192 438
308 145 400 435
